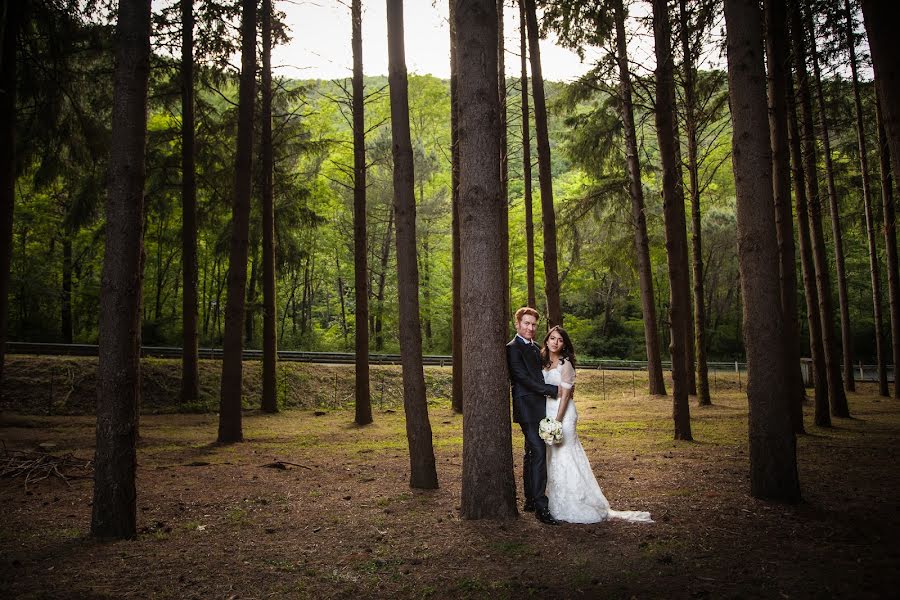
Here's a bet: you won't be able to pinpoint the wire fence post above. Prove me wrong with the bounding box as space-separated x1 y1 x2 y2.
601 361 606 402
736 360 741 391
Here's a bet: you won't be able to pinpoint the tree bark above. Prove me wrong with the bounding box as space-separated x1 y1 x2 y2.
386 0 438 489
261 0 278 412
352 0 372 424
421 234 432 348
842 0 886 396
807 8 854 393
92 0 152 539
861 0 900 397
374 208 393 351
791 0 849 419
524 0 562 328
678 0 710 405
180 0 199 406
0 0 18 387
245 245 258 344
765 0 805 433
724 0 801 502
876 93 900 399
498 0 509 322
456 0 517 519
614 0 666 396
652 0 692 440
788 67 831 427
518 0 536 310
449 0 463 414
218 0 257 443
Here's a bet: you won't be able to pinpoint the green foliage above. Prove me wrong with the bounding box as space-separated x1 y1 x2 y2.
7 1 892 363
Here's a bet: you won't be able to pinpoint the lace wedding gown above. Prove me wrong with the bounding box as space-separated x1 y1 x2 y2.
544 361 652 524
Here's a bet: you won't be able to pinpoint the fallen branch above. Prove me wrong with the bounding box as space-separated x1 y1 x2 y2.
0 448 93 490
262 460 312 471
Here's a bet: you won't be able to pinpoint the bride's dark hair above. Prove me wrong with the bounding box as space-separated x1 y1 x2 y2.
541 326 577 368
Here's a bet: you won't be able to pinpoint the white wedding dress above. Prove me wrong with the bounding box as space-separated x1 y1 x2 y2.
544 361 652 524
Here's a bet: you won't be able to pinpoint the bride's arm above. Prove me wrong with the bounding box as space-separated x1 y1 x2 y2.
554 361 576 421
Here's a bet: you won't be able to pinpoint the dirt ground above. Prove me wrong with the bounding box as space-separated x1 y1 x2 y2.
1 361 899 599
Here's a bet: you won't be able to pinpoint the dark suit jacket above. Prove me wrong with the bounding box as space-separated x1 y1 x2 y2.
507 336 558 423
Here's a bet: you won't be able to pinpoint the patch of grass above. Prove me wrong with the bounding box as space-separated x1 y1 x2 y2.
226 507 249 526
638 538 683 566
265 558 300 573
355 557 402 574
375 492 412 508
432 435 463 449
455 576 487 595
47 527 83 540
180 519 203 532
571 567 594 589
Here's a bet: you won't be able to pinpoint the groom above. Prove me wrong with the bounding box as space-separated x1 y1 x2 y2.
506 307 560 525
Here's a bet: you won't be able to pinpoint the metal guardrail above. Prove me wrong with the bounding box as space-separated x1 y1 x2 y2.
4 342 894 382
5 342 746 369
4 342 453 367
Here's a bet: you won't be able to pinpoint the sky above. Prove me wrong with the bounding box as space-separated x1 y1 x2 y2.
270 0 602 82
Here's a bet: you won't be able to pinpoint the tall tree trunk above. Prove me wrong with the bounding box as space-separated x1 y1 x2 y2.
861 0 900 397
386 0 438 489
807 8 855 392
765 0 805 433
0 0 17 387
92 0 152 539
200 253 210 337
678 0 710 405
374 209 393 351
179 0 199 407
518 0 536 310
844 0 886 396
614 0 666 396
876 93 900 399
421 235 432 347
154 218 164 321
788 66 831 427
724 0 800 502
245 245 258 344
456 0 517 519
336 251 348 344
449 0 463 414
352 0 372 425
791 0 850 419
652 0 692 440
261 0 277 412
218 0 257 443
524 0 562 328
61 235 73 343
498 0 509 322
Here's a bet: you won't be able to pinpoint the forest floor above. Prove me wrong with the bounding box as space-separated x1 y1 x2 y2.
1 357 899 599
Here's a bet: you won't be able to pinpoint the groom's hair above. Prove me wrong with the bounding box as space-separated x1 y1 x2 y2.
514 307 539 323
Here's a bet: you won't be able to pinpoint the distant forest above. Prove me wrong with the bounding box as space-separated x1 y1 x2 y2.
3 1 890 366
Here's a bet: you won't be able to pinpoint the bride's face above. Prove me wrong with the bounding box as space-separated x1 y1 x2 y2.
546 330 564 355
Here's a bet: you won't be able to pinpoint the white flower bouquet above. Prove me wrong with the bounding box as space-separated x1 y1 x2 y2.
539 417 563 445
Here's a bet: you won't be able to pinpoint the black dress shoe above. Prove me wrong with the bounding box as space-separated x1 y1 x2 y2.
536 508 560 525
523 500 535 512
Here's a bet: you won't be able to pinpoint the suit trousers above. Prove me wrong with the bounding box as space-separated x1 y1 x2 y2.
520 421 549 511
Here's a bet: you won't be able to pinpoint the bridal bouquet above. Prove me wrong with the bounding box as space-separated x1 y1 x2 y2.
539 417 563 445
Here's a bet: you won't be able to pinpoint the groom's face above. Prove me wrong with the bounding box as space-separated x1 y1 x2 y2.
516 314 538 342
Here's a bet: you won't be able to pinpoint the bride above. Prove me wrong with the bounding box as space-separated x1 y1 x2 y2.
541 326 652 524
